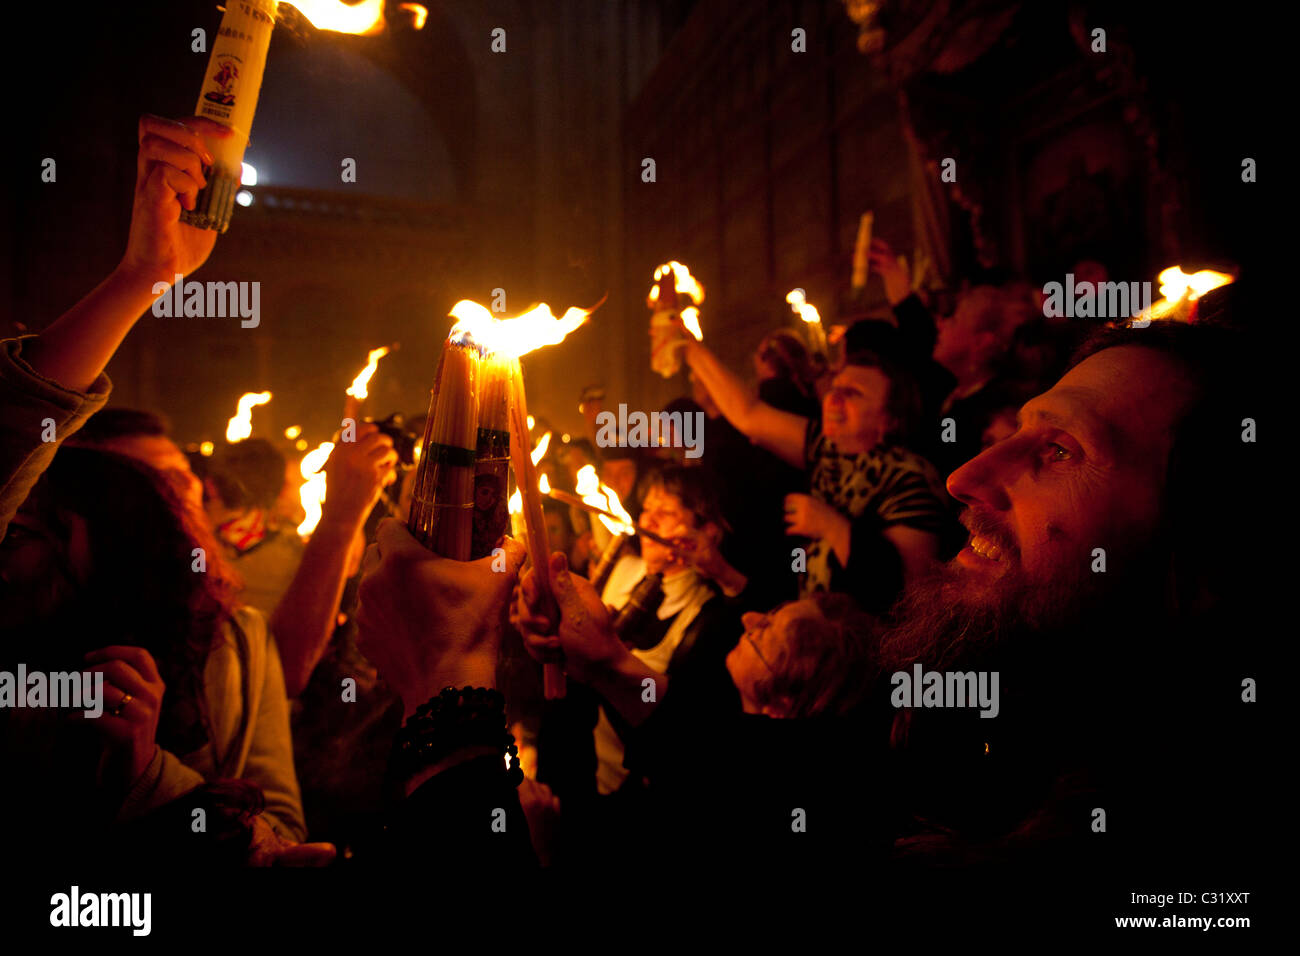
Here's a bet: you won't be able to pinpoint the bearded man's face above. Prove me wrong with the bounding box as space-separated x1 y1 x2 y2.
882 346 1199 670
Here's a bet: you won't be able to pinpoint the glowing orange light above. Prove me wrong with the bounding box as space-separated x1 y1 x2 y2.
1158 266 1234 302
648 261 705 341
574 464 635 535
284 0 385 35
297 441 334 536
226 391 272 443
531 431 552 465
346 346 390 401
786 288 822 326
1132 265 1236 326
447 300 593 358
398 3 427 29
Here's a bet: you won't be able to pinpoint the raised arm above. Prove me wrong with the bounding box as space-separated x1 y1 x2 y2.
681 339 808 469
22 115 232 392
271 425 396 697
1 115 231 539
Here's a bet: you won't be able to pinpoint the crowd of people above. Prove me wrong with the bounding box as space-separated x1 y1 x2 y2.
0 114 1266 889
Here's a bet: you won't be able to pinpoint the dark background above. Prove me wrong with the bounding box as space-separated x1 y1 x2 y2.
1 0 1273 453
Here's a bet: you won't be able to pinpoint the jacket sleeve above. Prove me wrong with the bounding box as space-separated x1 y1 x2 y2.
115 746 207 824
241 616 307 841
0 336 110 540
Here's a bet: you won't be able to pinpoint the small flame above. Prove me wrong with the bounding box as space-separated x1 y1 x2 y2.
226 391 272 443
448 301 592 358
297 441 335 537
575 464 600 497
527 415 536 431
285 0 386 35
295 438 309 451
531 431 552 465
539 473 551 494
786 288 822 326
679 307 704 341
508 487 522 515
1157 266 1234 303
284 425 302 440
599 482 635 536
346 346 390 401
649 261 705 306
199 441 215 457
398 3 427 29
1132 265 1236 325
574 464 635 535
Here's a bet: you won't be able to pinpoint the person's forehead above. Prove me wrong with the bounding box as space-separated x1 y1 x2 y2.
644 487 683 510
772 599 818 631
835 365 887 391
1024 347 1195 451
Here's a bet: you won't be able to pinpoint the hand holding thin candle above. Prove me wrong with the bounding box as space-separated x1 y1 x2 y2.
511 552 625 688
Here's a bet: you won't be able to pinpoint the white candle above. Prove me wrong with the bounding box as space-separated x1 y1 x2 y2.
182 0 280 233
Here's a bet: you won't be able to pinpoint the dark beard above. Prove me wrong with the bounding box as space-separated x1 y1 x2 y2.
875 561 1081 676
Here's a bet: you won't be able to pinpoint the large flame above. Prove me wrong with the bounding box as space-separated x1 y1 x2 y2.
786 288 822 326
538 473 551 495
226 391 272 443
285 0 386 35
508 487 522 515
346 346 390 401
297 441 335 537
448 301 592 358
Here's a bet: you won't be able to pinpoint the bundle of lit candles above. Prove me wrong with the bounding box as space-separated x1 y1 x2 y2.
405 300 595 698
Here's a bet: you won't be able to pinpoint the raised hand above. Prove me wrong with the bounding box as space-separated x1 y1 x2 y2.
117 114 234 287
867 237 912 306
511 552 625 686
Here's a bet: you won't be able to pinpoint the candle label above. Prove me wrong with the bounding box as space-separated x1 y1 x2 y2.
193 1 276 143
472 428 511 561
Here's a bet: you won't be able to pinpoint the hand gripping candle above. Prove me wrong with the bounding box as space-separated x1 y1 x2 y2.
180 0 279 233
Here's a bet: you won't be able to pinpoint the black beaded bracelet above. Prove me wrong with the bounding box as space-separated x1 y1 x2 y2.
389 686 523 788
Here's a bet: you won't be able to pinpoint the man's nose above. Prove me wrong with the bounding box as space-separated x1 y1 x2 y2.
946 439 1017 512
741 612 763 630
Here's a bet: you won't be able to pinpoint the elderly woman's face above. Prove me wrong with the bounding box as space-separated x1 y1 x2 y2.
726 600 821 716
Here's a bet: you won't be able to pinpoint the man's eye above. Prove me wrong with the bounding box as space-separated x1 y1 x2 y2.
1049 442 1072 461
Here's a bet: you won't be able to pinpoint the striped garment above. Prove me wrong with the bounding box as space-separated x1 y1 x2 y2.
801 419 947 597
